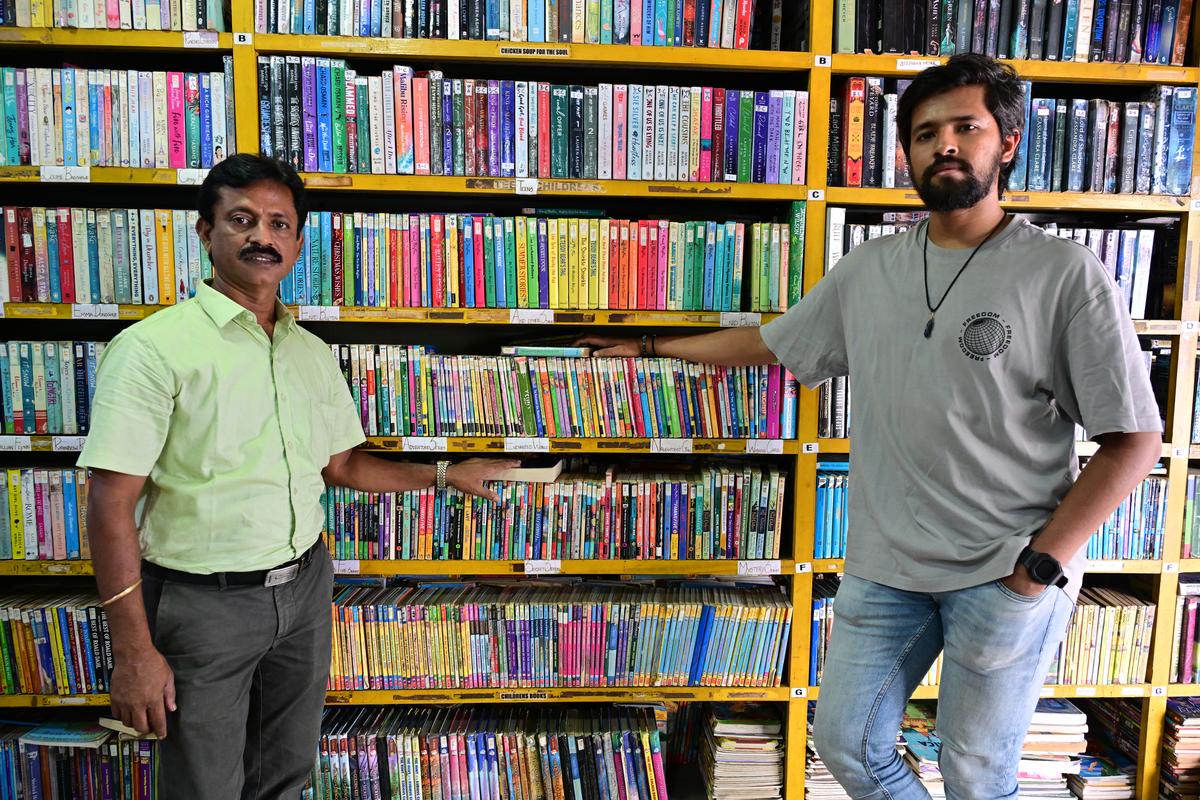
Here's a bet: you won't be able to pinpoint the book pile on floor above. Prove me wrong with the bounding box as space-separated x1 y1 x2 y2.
803 706 851 800
899 702 944 798
1162 698 1200 799
1018 699 1088 799
1066 743 1135 799
700 702 783 800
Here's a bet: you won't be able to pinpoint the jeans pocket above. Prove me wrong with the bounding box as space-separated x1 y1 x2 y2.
993 578 1047 604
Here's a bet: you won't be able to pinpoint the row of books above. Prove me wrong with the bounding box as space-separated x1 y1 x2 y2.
328 580 793 690
256 0 802 50
323 461 789 561
303 705 668 800
836 0 1194 65
813 462 847 561
283 208 805 313
1169 578 1200 684
816 376 849 439
0 468 91 562
330 345 800 439
1047 587 1156 686
0 341 105 435
1 64 236 170
829 78 1196 196
1085 471 1166 561
0 0 225 29
1180 473 1200 559
0 723 155 800
258 59 811 184
1161 697 1200 799
0 207 211 305
0 593 112 696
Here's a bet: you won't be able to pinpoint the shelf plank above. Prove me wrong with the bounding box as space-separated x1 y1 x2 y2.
0 560 94 576
361 436 802 454
824 186 1194 213
0 166 210 185
0 28 233 50
822 438 1176 458
253 34 812 71
811 559 1166 574
808 684 1158 700
339 558 792 575
829 53 1199 85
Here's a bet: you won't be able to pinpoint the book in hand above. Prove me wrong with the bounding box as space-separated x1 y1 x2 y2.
500 345 593 357
99 717 161 740
492 457 565 482
18 722 111 748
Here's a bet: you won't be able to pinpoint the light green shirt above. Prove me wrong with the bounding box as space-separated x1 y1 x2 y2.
77 280 366 573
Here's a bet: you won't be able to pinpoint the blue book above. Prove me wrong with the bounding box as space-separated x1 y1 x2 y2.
44 343 61 434
86 78 101 165
358 0 371 35
814 475 827 558
1145 0 1164 62
370 0 381 39
62 470 79 559
486 0 499 37
702 221 716 311
1166 87 1195 195
713 223 727 313
1061 0 1080 57
1158 0 1177 63
85 213 100 304
62 68 77 167
1027 98 1053 192
653 0 666 43
316 59 333 173
1009 81 1033 191
462 217 476 307
1089 0 1108 59
529 0 546 40
601 0 613 42
501 80 516 177
45 213 61 303
199 73 213 169
492 218 506 307
302 0 315 32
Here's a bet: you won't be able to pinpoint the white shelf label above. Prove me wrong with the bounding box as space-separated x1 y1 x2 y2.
1192 198 1200 211
51 436 85 452
791 687 808 698
1165 562 1180 573
40 166 91 183
651 438 693 454
719 311 761 328
54 697 89 705
1039 686 1054 697
402 436 448 452
332 559 360 574
1175 447 1188 458
183 30 219 47
298 305 341 321
801 442 819 454
515 178 539 195
1120 686 1147 697
745 439 784 455
897 58 941 71
72 303 119 320
234 31 253 44
1086 560 1123 572
738 559 781 576
1076 686 1097 696
505 436 550 452
524 559 561 575
0 436 31 451
176 168 208 185
813 54 831 67
794 562 812 573
807 188 825 201
1184 321 1198 332
509 308 555 324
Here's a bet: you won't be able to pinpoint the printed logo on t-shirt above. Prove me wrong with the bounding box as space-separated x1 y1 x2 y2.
958 312 1012 361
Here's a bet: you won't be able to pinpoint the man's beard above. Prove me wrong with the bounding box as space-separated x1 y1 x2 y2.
913 154 1001 212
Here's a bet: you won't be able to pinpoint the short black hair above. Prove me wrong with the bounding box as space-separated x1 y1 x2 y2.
197 154 307 235
896 54 1026 196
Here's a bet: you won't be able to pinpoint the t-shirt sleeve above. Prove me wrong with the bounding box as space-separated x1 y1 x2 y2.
759 267 848 388
1050 287 1163 438
76 332 174 476
322 345 367 456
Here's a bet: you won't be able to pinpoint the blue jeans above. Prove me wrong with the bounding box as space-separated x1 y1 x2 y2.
811 574 1074 800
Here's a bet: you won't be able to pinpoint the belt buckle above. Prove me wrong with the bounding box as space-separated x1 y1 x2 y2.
264 563 300 587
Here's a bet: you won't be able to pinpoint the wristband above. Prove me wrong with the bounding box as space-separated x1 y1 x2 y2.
101 578 143 607
436 460 450 491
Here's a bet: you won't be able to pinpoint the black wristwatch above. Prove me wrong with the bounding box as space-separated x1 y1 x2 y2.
1017 545 1069 588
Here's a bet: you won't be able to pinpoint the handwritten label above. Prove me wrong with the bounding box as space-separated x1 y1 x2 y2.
896 58 940 71
402 436 448 452
0 436 30 451
651 438 693 454
40 166 90 183
52 436 86 452
333 560 360 574
183 30 219 47
72 303 119 320
795 562 813 573
801 442 819 454
524 559 562 575
1039 686 1054 697
176 168 208 185
1086 560 1123 572
298 305 341 321
1075 686 1097 696
515 178 539 195
1120 686 1147 697
498 45 570 56
509 308 554 324
745 439 784 455
505 437 550 452
738 559 781 576
719 311 761 328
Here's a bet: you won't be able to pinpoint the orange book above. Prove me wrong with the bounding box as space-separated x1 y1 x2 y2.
412 76 431 175
843 77 866 188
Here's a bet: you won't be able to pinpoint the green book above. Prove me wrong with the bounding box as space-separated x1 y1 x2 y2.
587 0 601 41
737 92 753 182
185 74 201 168
665 0 675 44
787 200 805 307
759 222 771 311
111 211 132 304
691 221 705 311
835 0 856 53
749 224 761 312
513 365 538 436
331 60 347 173
321 215 334 306
452 79 465 177
343 219 356 307
526 216 540 308
483 219 496 308
730 222 743 312
503 217 518 308
356 81 370 174
550 85 569 179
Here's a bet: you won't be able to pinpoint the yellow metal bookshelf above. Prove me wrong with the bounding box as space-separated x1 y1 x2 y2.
2 2 1199 798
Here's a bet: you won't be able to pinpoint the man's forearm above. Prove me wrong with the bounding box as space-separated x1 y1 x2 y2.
331 451 436 493
89 489 154 657
652 327 776 367
1032 431 1163 563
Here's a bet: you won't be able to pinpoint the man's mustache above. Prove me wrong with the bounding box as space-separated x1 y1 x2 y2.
923 157 973 183
238 244 282 262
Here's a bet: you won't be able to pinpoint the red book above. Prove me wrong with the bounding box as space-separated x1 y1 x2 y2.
711 88 726 184
537 83 552 179
682 0 696 45
647 222 660 310
733 0 753 48
16 208 36 303
462 79 476 177
388 221 399 307
57 207 74 304
331 213 344 305
843 77 866 188
472 217 486 309
607 220 620 309
430 214 445 307
636 220 649 310
475 82 490 176
4 208 22 302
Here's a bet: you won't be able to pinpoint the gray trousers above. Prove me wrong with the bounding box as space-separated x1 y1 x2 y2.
142 547 332 800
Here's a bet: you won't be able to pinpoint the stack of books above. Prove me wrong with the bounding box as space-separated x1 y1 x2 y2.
1067 743 1135 799
1161 698 1200 799
1019 699 1088 799
257 61 811 185
899 702 944 797
0 722 156 799
700 702 783 800
1046 588 1155 686
304 705 668 800
804 712 852 800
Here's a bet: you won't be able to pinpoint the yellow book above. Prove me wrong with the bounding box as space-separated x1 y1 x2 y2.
515 215 529 308
566 218 580 309
547 218 560 309
43 600 69 693
587 218 600 311
154 210 175 306
7 468 23 560
556 219 570 309
667 221 681 310
640 728 660 800
598 218 610 310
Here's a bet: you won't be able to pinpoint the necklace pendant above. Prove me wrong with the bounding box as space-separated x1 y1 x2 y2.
923 316 935 339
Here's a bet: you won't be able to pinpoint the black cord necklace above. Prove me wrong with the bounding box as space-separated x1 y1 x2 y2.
922 214 1009 339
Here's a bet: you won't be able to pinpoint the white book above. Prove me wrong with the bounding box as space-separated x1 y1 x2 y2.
20 469 36 559
151 71 169 168
826 207 846 272
171 209 188 299
114 69 130 167
340 0 353 40
528 81 540 177
15 0 31 27
180 0 196 28
95 210 115 303
793 90 808 184
126 208 142 303
367 75 385 174
71 209 90 304
626 83 641 182
882 93 897 189
145 0 160 28
210 72 227 163
185 210 202 292
77 0 94 27
131 0 146 30
446 0 458 38
382 0 393 37
393 66 414 175
597 82 612 180
679 87 692 182
167 0 179 28
126 69 141 168
666 85 679 181
73 70 90 167
640 84 654 180
1073 0 1095 62
118 0 132 27
381 71 396 174
515 81 529 177
59 342 75 435
139 209 158 304
572 0 583 40
35 69 54 168
254 0 266 30
136 72 154 168
509 0 523 40
1130 229 1155 319
653 84 667 181
688 86 701 181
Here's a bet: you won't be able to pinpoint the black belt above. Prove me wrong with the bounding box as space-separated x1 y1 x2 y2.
142 539 322 588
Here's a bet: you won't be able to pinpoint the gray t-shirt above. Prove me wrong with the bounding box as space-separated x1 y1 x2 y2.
761 216 1162 596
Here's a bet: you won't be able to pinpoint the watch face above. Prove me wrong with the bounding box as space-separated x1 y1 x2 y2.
1030 556 1057 583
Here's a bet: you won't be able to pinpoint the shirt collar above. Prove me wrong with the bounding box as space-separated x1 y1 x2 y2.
196 279 296 335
